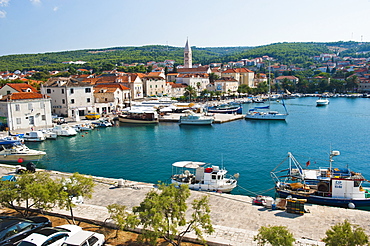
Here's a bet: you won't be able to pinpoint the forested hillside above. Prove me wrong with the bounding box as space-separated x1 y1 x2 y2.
0 41 368 72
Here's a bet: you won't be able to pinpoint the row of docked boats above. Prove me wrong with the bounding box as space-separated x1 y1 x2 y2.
171 149 370 209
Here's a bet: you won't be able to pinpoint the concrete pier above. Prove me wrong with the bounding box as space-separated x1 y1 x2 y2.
2 164 370 245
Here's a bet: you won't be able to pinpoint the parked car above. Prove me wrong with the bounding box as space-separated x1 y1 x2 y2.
85 113 100 120
18 224 82 246
0 216 51 246
52 116 66 124
61 230 105 246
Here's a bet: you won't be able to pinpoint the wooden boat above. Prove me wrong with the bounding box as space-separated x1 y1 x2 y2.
171 161 238 193
271 151 370 208
118 107 159 124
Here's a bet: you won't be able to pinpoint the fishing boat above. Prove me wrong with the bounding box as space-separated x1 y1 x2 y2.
171 161 238 193
179 110 214 125
207 103 242 114
118 107 159 124
40 129 57 140
270 151 370 208
316 97 329 106
0 140 46 163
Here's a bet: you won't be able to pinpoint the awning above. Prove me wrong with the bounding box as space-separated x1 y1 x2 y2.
172 161 207 169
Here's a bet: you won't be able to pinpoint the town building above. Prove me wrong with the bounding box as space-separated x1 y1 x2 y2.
42 77 94 118
0 92 52 131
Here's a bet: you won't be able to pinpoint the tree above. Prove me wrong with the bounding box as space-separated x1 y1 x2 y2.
132 183 214 246
184 86 196 102
0 172 61 217
254 225 295 246
57 173 95 224
106 204 138 238
322 220 368 246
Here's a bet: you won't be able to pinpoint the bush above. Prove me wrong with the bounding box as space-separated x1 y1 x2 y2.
254 225 295 246
322 220 368 246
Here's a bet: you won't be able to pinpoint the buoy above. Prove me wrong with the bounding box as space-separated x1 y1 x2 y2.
348 203 355 209
81 135 84 137
17 158 24 163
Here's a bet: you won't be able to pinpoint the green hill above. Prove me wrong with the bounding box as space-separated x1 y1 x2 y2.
0 42 368 72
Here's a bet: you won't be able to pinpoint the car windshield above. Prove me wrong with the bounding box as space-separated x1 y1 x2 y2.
18 242 37 246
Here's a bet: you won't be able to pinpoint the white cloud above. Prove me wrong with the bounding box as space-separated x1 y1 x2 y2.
30 0 41 5
0 10 6 18
53 6 58 11
0 0 10 7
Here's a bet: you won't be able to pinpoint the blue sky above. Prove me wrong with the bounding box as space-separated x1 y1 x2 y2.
1 0 370 56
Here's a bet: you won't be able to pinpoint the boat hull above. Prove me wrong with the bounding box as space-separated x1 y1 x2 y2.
276 189 370 208
118 116 158 124
171 180 236 193
207 106 242 114
245 113 287 120
0 152 46 163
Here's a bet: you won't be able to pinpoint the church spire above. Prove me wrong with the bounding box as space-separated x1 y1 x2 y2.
184 38 192 68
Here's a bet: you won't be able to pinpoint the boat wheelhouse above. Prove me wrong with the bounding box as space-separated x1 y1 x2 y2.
171 161 238 193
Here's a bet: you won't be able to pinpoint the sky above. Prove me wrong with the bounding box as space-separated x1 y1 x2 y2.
1 0 370 56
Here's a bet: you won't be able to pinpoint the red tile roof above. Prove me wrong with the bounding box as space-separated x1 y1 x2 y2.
1 92 44 101
3 83 38 93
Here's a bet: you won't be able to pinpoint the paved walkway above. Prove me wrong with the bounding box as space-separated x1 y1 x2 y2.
3 164 370 245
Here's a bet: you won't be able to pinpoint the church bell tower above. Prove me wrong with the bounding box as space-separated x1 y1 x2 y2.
184 38 192 68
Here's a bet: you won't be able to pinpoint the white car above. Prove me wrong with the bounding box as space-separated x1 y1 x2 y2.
18 224 82 246
61 230 105 246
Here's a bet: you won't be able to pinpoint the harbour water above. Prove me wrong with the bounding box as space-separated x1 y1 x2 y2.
26 97 370 197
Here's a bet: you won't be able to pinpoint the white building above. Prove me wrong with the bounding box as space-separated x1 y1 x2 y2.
42 77 94 117
0 92 52 131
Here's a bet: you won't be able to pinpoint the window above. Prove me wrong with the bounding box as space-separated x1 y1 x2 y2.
70 88 74 94
87 98 91 103
28 103 33 110
6 90 11 95
40 102 45 109
16 118 21 124
62 99 65 104
61 89 65 94
46 89 51 93
88 236 99 245
42 115 46 120
15 104 20 111
85 88 91 93
71 99 75 104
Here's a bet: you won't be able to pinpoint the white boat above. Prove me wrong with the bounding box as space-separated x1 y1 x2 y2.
245 106 288 120
73 123 94 131
316 98 329 106
0 141 46 163
52 125 77 136
23 131 46 142
118 107 159 124
91 119 113 127
245 65 288 120
41 129 57 140
179 110 214 125
171 161 238 193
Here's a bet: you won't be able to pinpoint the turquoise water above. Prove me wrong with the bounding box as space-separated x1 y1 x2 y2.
26 97 370 196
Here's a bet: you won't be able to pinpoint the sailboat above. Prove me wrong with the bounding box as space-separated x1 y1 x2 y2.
245 65 288 120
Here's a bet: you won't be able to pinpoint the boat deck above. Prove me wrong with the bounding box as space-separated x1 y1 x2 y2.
160 113 244 123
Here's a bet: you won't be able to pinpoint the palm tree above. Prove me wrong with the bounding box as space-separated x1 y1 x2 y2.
184 86 196 102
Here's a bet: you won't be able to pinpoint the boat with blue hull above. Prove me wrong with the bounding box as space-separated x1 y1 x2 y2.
207 104 242 114
271 151 370 208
